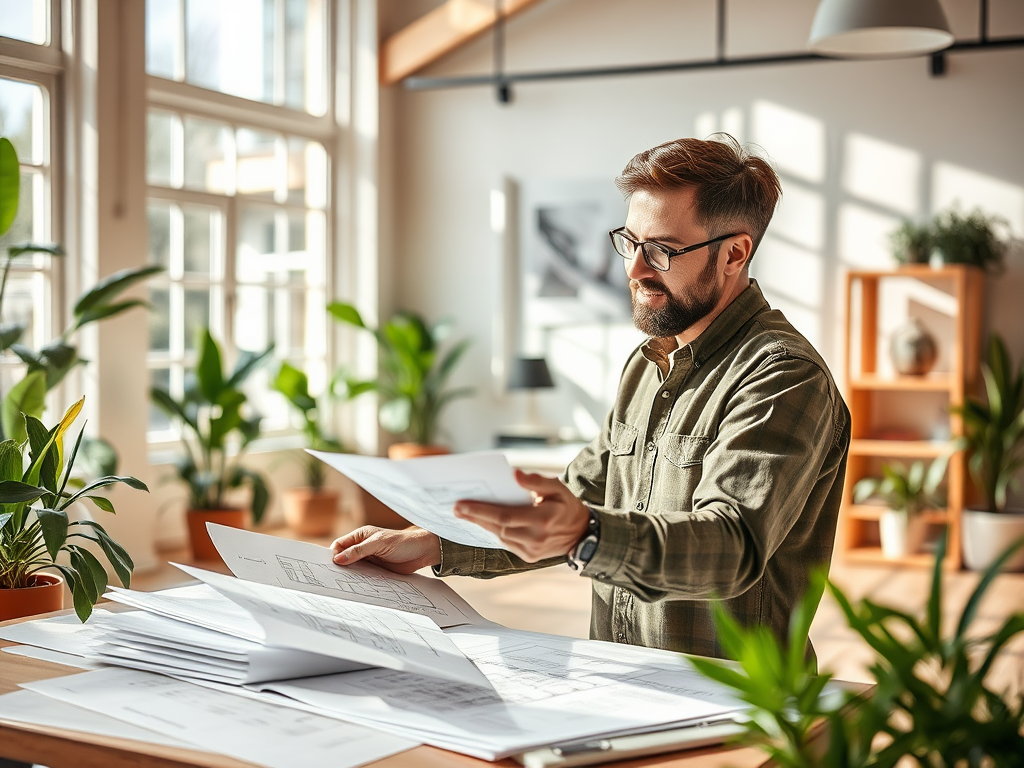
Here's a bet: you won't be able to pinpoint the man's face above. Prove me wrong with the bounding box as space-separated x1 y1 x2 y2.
623 186 724 339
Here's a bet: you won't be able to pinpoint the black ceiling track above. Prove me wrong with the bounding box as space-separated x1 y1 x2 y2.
402 0 1024 93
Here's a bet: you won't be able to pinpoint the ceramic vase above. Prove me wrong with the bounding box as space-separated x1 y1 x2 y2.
890 318 938 376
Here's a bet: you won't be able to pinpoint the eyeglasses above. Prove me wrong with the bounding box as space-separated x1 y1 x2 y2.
609 227 743 272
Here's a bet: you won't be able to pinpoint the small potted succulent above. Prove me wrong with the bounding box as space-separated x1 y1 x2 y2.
952 334 1024 571
328 303 474 459
272 361 345 536
0 397 148 622
150 329 273 561
891 218 933 266
853 456 947 559
929 208 1010 271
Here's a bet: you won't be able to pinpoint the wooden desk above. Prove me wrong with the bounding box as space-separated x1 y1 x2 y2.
0 611 770 768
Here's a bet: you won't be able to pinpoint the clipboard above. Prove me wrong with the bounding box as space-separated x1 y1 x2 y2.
513 716 747 768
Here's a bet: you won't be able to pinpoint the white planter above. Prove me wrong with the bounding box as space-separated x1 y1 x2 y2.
961 508 1024 572
879 509 926 559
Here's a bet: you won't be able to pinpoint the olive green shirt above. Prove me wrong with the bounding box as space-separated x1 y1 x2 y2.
436 280 850 660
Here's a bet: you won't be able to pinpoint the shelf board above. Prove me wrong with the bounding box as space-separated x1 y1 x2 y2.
849 374 952 392
849 439 948 457
842 547 941 568
847 265 974 279
843 505 949 523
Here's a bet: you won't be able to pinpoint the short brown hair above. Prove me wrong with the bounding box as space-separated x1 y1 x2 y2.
615 134 781 259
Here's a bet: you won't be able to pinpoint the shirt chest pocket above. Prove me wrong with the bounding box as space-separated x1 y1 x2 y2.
656 433 711 510
609 420 639 455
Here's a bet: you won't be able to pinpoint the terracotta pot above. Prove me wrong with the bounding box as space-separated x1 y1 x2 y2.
962 508 1024 572
187 508 247 563
0 573 64 622
283 488 340 537
387 442 450 460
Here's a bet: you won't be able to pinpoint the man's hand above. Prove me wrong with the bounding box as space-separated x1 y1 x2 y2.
454 469 590 563
331 526 441 574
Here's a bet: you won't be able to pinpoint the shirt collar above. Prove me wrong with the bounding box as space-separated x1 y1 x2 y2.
640 279 770 372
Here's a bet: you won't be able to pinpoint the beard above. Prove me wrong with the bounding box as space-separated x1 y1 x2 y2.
630 252 722 338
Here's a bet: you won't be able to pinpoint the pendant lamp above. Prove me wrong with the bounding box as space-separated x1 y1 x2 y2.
808 0 954 58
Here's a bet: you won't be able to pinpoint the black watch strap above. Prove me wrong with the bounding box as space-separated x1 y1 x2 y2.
566 508 600 572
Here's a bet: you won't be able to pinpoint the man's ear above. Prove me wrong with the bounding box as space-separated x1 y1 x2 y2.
722 234 754 276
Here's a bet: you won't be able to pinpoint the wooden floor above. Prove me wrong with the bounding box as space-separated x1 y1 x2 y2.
136 531 1024 696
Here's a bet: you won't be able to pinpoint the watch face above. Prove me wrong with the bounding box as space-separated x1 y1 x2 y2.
578 535 598 563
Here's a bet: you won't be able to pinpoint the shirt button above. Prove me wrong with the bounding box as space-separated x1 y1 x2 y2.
450 568 460 575
617 632 625 641
661 390 670 399
635 501 644 511
646 442 656 452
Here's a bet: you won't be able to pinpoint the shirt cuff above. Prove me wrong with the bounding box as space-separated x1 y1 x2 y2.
432 538 484 577
581 507 632 581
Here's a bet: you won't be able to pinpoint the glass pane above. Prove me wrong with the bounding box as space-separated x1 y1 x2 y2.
149 367 172 432
235 285 271 352
0 78 44 165
244 366 289 431
0 0 47 45
284 0 325 115
237 206 277 282
182 206 214 275
0 171 36 253
147 203 171 268
147 110 177 187
184 117 231 193
236 128 279 199
145 0 182 79
282 210 326 286
186 0 272 104
283 288 307 355
183 288 211 352
2 273 40 349
287 138 326 208
149 287 171 352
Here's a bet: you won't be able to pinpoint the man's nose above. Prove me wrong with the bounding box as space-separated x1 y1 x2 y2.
624 244 656 281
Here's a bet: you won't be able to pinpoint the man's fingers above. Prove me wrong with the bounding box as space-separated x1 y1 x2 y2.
333 530 386 564
514 469 569 498
330 526 378 554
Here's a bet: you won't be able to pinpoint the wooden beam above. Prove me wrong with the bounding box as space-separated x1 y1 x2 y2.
380 0 547 86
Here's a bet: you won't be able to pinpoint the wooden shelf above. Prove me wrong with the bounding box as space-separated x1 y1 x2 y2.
845 504 949 523
849 373 952 392
843 547 949 569
849 439 948 458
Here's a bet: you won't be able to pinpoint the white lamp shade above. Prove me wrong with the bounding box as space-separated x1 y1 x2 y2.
808 0 954 59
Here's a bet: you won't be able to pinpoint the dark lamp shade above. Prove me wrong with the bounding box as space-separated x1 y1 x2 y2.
808 0 953 58
508 357 555 390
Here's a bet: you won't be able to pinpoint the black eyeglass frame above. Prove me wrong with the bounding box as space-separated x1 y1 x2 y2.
609 227 744 272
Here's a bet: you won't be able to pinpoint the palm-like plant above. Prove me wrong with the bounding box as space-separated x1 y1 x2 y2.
853 456 948 517
272 361 345 490
150 329 274 522
952 334 1024 512
0 398 148 621
328 303 473 446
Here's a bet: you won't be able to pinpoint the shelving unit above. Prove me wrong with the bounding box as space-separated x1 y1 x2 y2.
840 265 984 569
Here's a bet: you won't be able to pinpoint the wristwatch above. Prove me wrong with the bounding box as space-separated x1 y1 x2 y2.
566 508 601 572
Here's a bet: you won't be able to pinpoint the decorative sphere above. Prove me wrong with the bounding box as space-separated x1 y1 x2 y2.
890 318 938 376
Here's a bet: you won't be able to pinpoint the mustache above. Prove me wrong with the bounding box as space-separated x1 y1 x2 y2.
631 278 667 292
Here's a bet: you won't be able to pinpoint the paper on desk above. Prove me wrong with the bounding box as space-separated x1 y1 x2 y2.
103 582 265 641
0 689 199 750
309 449 531 548
208 524 487 627
175 563 490 688
22 668 420 768
0 608 112 657
2 645 101 669
257 624 747 760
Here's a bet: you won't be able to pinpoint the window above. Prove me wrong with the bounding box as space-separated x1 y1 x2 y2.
144 0 334 444
0 2 60 417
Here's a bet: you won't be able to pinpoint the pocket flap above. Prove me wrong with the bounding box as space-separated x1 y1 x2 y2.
661 433 711 468
609 420 639 455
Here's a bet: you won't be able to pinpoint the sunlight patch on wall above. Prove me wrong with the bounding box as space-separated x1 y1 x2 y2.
843 133 921 216
753 235 823 307
694 108 745 142
932 162 1024 236
769 181 825 251
837 203 901 268
751 101 825 184
548 323 643 409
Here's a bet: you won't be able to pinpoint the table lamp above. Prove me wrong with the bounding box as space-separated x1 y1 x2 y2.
499 356 558 446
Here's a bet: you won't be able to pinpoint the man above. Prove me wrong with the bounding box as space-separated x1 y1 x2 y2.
331 135 850 661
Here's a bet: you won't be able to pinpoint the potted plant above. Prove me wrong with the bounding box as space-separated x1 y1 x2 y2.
272 361 345 536
150 328 273 562
929 208 1011 271
691 532 1024 765
0 397 148 622
890 218 933 266
952 334 1024 571
853 456 947 559
328 303 474 459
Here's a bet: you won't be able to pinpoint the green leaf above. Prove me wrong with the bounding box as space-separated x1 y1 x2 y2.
0 510 12 531
957 533 1024 637
72 264 163 319
0 439 25 482
68 547 100 604
2 369 47 443
225 344 275 390
71 545 108 603
326 301 366 329
8 243 63 259
0 322 26 352
0 480 47 504
273 361 316 413
379 397 412 435
0 137 19 236
196 329 225 404
62 474 149 509
73 519 134 588
150 387 199 434
86 495 115 513
74 299 149 330
36 507 69 560
53 564 93 622
77 436 118 478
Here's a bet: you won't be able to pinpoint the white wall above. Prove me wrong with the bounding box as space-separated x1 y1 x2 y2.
380 0 1024 452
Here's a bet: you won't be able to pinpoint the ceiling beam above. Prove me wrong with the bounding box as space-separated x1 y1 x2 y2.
380 0 547 86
